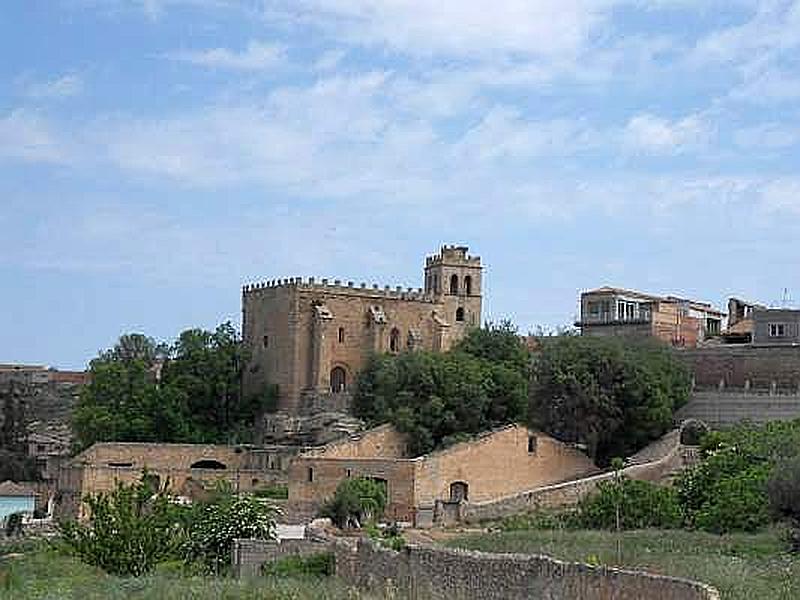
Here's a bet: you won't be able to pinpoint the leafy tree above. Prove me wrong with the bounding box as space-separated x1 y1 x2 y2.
183 484 279 573
72 322 272 449
529 336 690 464
60 475 187 576
320 477 388 529
352 323 530 455
576 476 683 530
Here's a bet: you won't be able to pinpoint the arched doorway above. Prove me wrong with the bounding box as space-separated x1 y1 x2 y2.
450 274 459 294
330 366 347 393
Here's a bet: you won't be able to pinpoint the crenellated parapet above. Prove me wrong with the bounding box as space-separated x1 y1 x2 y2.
425 244 481 268
242 277 437 303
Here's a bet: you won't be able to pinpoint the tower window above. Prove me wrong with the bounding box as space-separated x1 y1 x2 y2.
338 327 345 343
262 335 269 348
390 328 401 352
307 467 314 483
464 275 472 295
450 274 459 294
456 307 465 322
528 435 538 454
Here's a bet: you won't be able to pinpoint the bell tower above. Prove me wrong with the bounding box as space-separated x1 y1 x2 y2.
424 245 483 331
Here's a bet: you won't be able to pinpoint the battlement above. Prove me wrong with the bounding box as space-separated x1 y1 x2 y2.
425 244 481 267
242 277 437 303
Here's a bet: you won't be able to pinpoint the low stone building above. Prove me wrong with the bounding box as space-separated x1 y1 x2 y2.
56 442 300 520
288 424 598 526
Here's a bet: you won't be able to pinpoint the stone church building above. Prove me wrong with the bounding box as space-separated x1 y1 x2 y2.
242 245 483 418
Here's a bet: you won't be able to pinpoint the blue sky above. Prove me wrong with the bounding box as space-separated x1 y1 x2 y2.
1 0 799 369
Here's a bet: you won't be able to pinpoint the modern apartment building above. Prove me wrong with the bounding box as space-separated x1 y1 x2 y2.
576 286 725 348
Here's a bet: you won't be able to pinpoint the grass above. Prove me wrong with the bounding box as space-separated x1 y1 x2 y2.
0 542 378 600
447 527 800 600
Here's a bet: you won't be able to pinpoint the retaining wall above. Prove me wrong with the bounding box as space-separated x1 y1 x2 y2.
231 538 330 578
676 391 800 428
335 539 720 600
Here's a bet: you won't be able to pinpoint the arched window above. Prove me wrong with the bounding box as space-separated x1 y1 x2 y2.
330 366 347 393
464 275 472 295
450 274 459 294
449 481 469 502
338 327 345 343
190 459 227 470
389 328 401 353
456 307 465 322
433 274 440 294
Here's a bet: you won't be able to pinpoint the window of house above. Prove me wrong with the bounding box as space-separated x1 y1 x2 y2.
770 323 787 337
262 335 269 348
390 328 401 352
464 276 472 295
346 468 352 478
450 274 459 294
338 327 345 343
307 467 314 483
527 435 538 454
456 307 465 322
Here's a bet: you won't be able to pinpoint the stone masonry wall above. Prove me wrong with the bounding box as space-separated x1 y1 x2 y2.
463 435 686 523
678 345 800 391
232 538 330 578
335 539 720 600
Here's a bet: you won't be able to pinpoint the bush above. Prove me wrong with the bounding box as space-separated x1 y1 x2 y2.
254 484 289 500
767 455 800 525
576 475 683 530
261 553 334 577
4 513 23 537
184 492 280 573
319 478 387 529
59 476 186 576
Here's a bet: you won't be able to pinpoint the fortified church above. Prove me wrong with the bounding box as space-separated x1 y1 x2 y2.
241 245 482 441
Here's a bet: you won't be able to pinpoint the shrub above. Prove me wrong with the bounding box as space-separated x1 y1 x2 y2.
253 484 289 500
184 492 280 573
319 478 387 529
692 465 772 533
261 553 334 577
59 477 186 576
576 475 683 530
767 455 800 525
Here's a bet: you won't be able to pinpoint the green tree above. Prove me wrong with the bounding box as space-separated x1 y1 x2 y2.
183 485 279 573
529 335 690 464
353 323 530 455
320 477 388 529
60 475 187 576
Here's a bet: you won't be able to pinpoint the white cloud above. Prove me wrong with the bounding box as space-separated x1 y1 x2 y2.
275 0 615 60
760 177 800 213
0 110 67 163
730 68 800 104
25 74 83 99
166 40 285 71
735 122 800 148
314 49 346 71
623 113 711 154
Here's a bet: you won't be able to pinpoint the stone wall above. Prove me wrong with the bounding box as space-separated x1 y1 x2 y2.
676 391 800 428
463 434 686 523
335 539 720 600
231 538 330 578
678 345 800 391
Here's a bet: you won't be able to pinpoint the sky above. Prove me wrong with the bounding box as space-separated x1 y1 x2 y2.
1 0 799 370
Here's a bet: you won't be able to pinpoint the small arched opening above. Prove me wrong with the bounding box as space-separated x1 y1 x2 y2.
389 328 401 353
450 274 459 294
464 275 472 295
338 327 345 343
330 366 347 393
190 459 227 470
455 307 465 322
449 481 469 502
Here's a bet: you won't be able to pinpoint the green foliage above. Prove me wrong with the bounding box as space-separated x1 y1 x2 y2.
4 513 23 537
676 420 800 534
353 322 530 455
768 455 800 526
529 335 691 464
319 477 387 529
253 484 289 500
0 450 39 482
261 553 334 577
59 476 187 576
183 491 279 573
575 476 683 530
365 522 406 551
73 322 274 450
